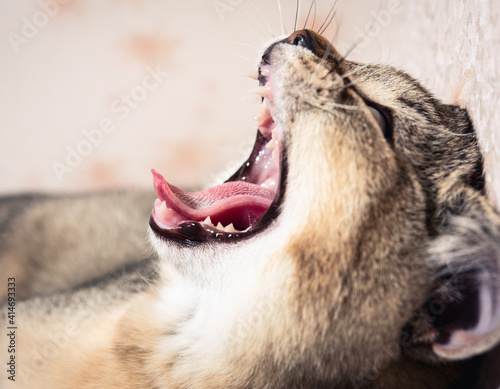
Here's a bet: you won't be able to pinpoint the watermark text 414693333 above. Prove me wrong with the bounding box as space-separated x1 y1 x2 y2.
336 0 403 56
5 278 17 382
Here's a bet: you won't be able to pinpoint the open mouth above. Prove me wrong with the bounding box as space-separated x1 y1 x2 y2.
150 64 285 245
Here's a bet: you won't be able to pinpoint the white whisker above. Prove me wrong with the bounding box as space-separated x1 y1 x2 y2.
240 22 267 41
241 8 272 42
318 0 338 35
303 0 316 30
339 64 369 81
277 0 287 35
247 0 276 39
294 0 300 32
231 53 254 62
228 40 261 51
307 101 363 112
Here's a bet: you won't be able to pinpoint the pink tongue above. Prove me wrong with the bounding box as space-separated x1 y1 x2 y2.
152 169 274 230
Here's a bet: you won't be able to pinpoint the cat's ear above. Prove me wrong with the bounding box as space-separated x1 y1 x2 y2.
409 215 500 360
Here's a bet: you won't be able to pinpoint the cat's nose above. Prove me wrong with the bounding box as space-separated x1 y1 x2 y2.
287 30 313 51
261 29 330 65
261 30 314 64
287 29 339 61
262 43 278 65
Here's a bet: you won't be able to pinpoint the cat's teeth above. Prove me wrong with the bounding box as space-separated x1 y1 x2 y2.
246 70 258 80
265 129 279 150
201 218 237 233
255 103 271 124
260 67 270 76
203 216 216 228
248 86 270 99
159 201 170 217
224 223 237 233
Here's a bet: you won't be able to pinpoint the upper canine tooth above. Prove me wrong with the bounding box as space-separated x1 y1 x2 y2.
246 70 258 80
159 201 172 218
266 129 279 150
265 139 275 150
248 87 269 99
255 103 271 124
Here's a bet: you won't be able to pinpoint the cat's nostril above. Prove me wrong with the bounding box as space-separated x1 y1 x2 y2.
292 35 307 48
288 30 314 51
261 42 281 65
262 51 271 65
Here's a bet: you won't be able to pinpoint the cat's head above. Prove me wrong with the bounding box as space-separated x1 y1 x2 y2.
149 29 500 386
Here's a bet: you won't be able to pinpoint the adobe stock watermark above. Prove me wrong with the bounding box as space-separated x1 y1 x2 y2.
7 0 73 54
51 64 168 182
213 0 245 21
337 0 402 56
225 288 284 346
18 310 97 384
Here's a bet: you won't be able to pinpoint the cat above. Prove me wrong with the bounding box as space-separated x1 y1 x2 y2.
1 26 499 388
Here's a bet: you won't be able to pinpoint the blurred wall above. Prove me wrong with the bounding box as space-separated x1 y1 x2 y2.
1 0 499 207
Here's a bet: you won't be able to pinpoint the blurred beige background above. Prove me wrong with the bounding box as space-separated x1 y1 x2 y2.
1 0 499 207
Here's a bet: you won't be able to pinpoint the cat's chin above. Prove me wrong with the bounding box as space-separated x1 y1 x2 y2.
148 222 284 285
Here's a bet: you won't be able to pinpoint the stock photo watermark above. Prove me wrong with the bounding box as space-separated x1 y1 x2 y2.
1 278 97 384
7 0 73 54
5 278 16 382
20 310 98 384
337 0 402 55
229 289 283 345
213 0 245 21
51 64 168 182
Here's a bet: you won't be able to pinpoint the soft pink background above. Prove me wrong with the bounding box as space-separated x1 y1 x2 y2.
1 0 499 208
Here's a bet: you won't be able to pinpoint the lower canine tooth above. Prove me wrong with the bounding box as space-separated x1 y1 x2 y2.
224 223 237 233
248 86 269 98
203 216 215 228
160 201 168 216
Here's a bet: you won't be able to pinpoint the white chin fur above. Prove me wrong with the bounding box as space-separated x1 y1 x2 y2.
147 222 285 288
147 223 293 368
